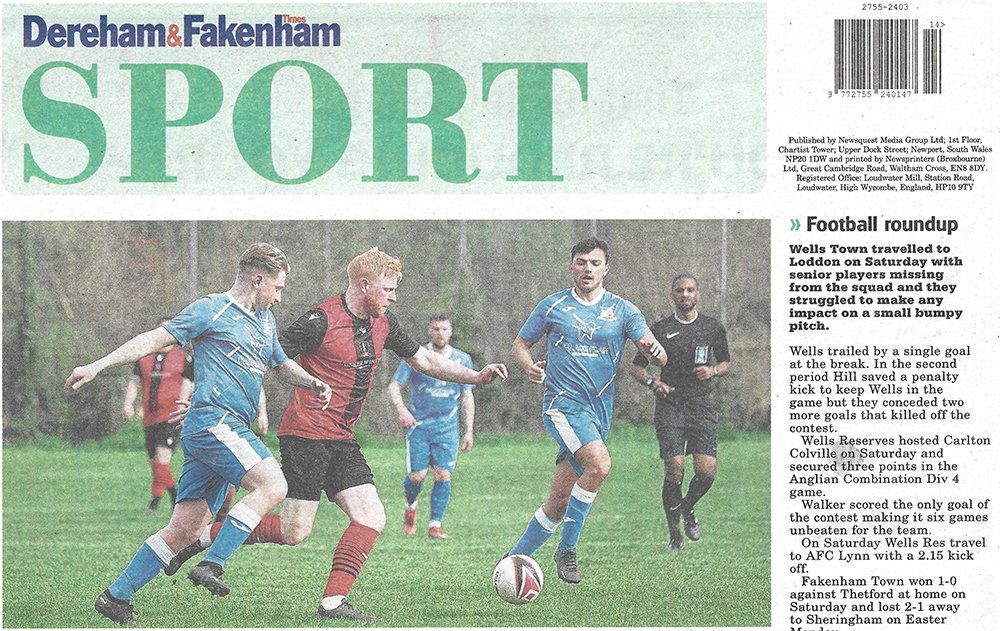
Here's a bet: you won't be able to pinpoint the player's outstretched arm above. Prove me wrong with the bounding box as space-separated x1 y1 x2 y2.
65 327 178 391
513 337 546 384
273 360 333 409
635 335 668 367
405 347 508 385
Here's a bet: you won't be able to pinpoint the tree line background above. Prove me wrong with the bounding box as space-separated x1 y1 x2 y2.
3 220 769 444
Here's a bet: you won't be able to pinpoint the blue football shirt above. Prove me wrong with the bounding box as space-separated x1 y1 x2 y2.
164 293 287 434
392 344 474 427
518 288 651 422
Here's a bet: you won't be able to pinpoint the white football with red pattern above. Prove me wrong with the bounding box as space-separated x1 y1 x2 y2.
492 554 544 604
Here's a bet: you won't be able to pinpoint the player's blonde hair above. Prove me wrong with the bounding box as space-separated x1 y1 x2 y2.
238 243 290 278
347 247 402 282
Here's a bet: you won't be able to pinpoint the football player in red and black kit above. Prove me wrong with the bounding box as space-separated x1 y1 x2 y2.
122 317 194 514
166 247 507 621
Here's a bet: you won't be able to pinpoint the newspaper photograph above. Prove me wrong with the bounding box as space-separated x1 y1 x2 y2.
1 1 996 629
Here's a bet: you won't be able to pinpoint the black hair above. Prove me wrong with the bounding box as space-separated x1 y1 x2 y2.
671 273 699 289
570 237 610 263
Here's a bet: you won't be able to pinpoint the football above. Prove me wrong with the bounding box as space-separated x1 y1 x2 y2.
492 554 544 604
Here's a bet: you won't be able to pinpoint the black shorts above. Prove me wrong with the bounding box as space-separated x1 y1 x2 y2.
654 397 718 459
278 435 375 502
143 422 181 459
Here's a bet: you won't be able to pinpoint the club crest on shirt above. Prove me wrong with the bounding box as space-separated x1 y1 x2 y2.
357 339 374 358
598 306 618 322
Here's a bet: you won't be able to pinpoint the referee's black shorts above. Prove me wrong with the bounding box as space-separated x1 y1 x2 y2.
654 397 718 459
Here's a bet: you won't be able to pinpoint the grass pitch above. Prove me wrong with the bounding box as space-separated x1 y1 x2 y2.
2 424 769 628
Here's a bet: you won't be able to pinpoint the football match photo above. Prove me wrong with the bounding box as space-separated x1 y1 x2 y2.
2 220 770 627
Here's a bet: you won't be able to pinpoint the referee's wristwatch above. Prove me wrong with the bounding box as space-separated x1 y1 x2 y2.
645 377 656 389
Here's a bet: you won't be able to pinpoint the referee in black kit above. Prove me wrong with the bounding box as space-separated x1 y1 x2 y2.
630 273 731 551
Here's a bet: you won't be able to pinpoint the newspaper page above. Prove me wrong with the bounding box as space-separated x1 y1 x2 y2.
1 1 996 630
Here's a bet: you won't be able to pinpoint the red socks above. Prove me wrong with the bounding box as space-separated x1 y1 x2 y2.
150 463 174 498
247 514 283 544
208 514 283 545
205 514 381 598
323 522 380 598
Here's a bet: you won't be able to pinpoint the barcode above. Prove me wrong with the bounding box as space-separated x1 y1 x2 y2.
834 19 943 93
923 28 942 94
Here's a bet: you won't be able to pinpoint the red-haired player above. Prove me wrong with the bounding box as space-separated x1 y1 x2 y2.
165 247 507 621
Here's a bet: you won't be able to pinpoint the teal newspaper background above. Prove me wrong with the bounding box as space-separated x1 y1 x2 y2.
4 3 766 193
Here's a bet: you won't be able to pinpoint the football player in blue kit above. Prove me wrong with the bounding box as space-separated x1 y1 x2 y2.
504 237 667 583
388 314 477 540
66 243 332 625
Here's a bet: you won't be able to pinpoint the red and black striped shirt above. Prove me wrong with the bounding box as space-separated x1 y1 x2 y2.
277 294 420 442
132 347 193 426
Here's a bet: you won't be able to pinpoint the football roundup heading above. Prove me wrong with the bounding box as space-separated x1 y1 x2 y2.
19 14 590 186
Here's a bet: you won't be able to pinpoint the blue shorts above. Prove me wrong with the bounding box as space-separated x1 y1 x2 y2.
542 395 609 476
176 422 272 515
406 419 460 473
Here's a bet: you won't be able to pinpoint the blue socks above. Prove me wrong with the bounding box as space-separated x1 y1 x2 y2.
403 475 423 507
108 534 173 601
509 506 560 556
558 484 597 552
202 503 261 567
510 485 599 556
430 480 451 524
105 504 268 602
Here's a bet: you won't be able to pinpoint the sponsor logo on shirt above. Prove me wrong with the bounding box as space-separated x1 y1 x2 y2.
339 357 379 369
426 386 457 398
560 342 611 359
